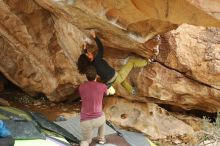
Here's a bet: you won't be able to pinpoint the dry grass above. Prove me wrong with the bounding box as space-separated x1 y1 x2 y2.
194 113 220 146
152 113 220 146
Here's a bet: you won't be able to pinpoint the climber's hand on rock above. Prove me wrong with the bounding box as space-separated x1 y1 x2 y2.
90 30 96 38
82 42 87 50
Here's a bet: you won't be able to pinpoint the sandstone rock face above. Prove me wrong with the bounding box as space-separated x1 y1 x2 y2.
0 0 219 101
105 53 220 112
0 0 85 101
159 24 220 89
188 0 220 19
0 0 220 140
104 97 194 139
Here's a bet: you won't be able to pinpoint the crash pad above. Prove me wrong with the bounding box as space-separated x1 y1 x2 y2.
14 136 71 146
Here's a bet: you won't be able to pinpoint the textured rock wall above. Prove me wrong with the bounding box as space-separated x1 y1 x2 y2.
104 97 194 139
0 0 219 101
159 25 220 89
0 0 220 139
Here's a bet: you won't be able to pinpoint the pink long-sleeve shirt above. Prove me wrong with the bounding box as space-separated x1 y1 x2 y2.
79 81 107 121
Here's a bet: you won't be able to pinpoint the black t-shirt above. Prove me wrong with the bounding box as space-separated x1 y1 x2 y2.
92 37 115 83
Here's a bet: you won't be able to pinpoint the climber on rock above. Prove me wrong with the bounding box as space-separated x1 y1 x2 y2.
77 30 160 95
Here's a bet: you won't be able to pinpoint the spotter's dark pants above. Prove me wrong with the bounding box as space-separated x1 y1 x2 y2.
0 136 15 146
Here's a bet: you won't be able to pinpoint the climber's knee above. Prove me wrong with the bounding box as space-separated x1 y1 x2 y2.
128 57 148 68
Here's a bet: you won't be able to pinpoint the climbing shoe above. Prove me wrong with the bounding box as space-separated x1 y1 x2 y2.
131 87 137 96
107 86 116 96
98 139 106 145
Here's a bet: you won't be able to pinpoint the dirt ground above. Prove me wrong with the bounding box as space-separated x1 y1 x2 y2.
0 90 80 121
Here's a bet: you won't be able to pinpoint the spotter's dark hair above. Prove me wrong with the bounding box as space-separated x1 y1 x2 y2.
85 65 97 81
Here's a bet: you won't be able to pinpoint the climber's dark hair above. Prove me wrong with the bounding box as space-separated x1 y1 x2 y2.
85 65 97 81
77 53 92 74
